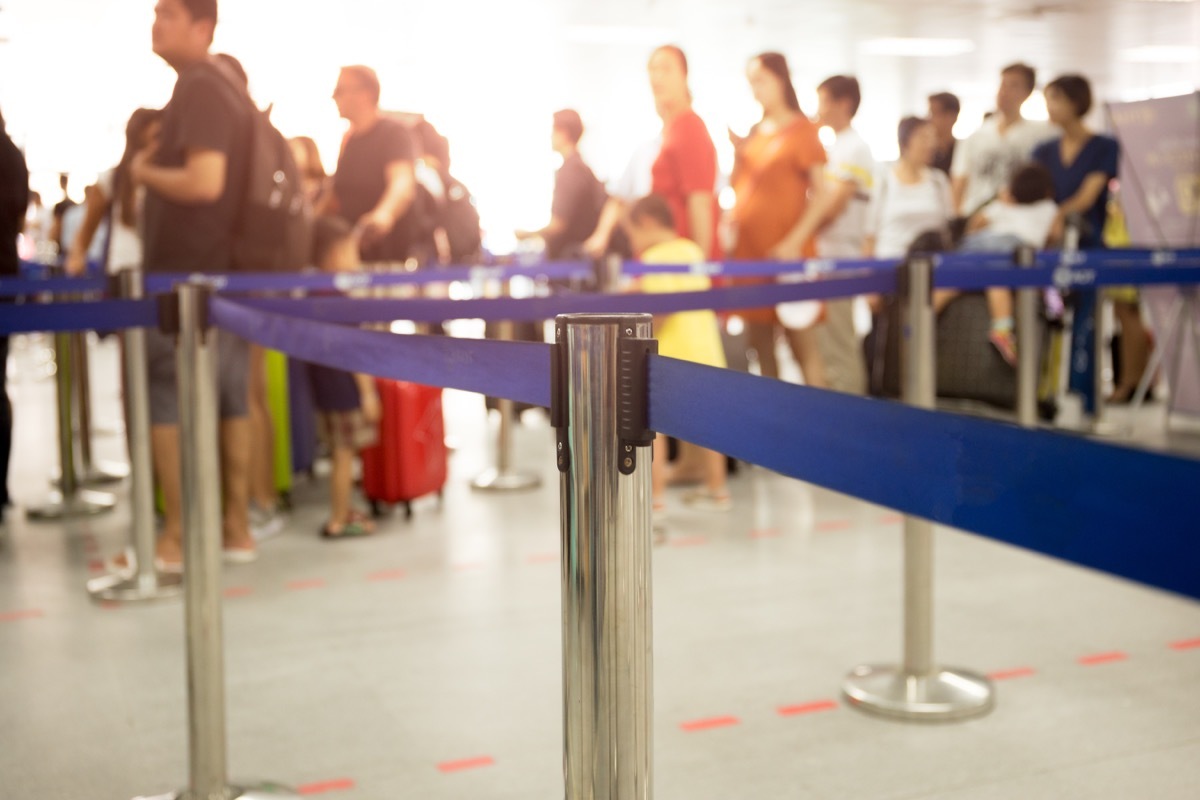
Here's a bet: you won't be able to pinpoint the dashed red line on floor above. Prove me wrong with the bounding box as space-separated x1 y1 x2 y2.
877 513 904 525
667 536 710 548
437 756 494 774
750 529 781 539
526 553 560 564
453 562 485 572
680 716 740 732
1079 651 1129 666
223 586 254 599
0 609 44 622
778 699 839 717
88 559 105 574
815 519 853 532
297 778 355 795
1169 638 1200 651
367 569 407 582
988 667 1037 681
286 579 327 592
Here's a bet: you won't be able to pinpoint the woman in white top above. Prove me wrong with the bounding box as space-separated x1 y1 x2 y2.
864 116 953 259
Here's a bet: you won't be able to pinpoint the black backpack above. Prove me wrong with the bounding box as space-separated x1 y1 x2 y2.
208 61 312 271
441 176 482 263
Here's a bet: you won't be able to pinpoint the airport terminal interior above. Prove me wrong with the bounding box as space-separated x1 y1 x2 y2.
2 0 1200 798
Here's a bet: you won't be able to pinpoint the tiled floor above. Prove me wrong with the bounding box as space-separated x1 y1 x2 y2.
1 333 1198 799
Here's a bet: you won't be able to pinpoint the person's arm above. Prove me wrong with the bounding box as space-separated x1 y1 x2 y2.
1055 173 1109 220
582 196 625 258
133 147 226 204
359 159 415 241
685 191 713 256
516 216 567 242
64 186 111 275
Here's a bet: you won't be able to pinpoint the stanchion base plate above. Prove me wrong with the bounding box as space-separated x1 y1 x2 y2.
134 779 301 799
27 490 116 521
471 468 542 492
842 664 994 722
88 570 184 603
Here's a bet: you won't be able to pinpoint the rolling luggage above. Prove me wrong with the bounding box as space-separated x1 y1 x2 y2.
360 379 447 518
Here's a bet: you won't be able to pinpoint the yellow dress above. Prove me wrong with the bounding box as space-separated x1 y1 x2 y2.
639 239 727 369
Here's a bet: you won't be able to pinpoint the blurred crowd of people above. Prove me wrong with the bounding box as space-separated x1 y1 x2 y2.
2 0 1149 544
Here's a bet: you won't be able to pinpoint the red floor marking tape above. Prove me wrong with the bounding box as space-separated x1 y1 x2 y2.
988 667 1037 681
526 553 560 564
0 609 44 622
88 559 105 573
680 716 740 732
437 756 495 774
286 579 327 591
1170 638 1200 651
297 778 355 794
1079 651 1129 666
223 586 254 599
367 569 406 582
815 519 853 532
750 529 781 539
877 514 904 525
453 562 485 572
778 699 839 717
668 536 710 548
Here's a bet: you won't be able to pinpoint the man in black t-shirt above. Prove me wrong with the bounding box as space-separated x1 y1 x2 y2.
928 92 961 176
516 109 607 259
328 66 418 263
128 0 257 567
1 106 30 523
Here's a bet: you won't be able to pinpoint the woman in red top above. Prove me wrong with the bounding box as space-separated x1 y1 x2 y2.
730 53 829 385
648 45 720 259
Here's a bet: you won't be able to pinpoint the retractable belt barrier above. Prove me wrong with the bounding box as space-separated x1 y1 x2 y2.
9 249 1200 798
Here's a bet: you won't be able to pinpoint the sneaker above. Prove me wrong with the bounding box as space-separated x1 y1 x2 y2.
681 488 733 512
989 329 1017 366
250 507 286 542
222 544 259 564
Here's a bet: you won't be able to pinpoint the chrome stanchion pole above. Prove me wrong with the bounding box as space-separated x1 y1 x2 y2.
1015 246 1040 428
1091 282 1116 434
134 285 297 800
72 329 129 485
89 269 182 602
28 322 115 520
843 256 994 722
472 280 541 492
555 313 655 799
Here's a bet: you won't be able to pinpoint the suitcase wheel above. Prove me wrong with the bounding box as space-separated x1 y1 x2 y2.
369 500 386 519
404 502 414 521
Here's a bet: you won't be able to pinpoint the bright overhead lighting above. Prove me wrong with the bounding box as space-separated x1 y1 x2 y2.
1120 45 1199 63
860 38 976 57
564 25 679 46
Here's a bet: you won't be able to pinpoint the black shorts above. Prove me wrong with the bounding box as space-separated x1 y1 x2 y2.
145 328 250 425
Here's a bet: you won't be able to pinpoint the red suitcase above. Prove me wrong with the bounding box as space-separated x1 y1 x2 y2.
360 379 447 519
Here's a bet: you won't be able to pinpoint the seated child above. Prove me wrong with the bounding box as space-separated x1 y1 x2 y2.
937 163 1058 365
309 217 381 538
623 195 730 524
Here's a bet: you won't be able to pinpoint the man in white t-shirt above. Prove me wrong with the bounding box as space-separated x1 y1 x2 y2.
952 63 1056 216
810 75 873 394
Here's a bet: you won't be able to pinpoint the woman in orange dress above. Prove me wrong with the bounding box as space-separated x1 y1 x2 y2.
731 52 829 385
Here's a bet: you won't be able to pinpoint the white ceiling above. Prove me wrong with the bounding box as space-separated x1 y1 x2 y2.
1 0 1196 232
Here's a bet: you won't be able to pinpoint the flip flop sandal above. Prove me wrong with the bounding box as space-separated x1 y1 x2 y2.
320 519 374 539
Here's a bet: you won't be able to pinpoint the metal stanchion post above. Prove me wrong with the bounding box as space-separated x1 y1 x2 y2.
133 285 296 800
71 329 130 485
28 327 115 520
1015 246 1040 428
89 269 182 603
843 256 994 722
554 313 655 799
1091 282 1116 434
472 280 542 492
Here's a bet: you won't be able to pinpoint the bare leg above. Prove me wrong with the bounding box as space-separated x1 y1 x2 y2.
934 289 960 315
245 345 276 510
150 424 184 565
746 322 779 379
986 288 1013 323
1112 301 1151 401
783 326 829 388
220 416 255 551
703 447 728 497
329 444 354 525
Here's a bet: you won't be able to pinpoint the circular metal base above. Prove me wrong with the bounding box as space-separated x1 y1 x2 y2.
842 664 994 722
134 779 301 799
53 461 130 487
88 569 183 603
27 489 116 521
470 468 542 492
